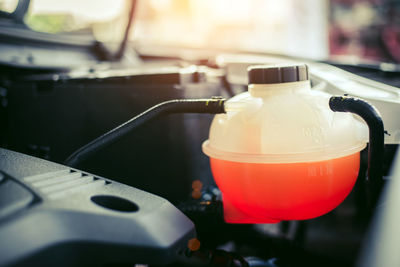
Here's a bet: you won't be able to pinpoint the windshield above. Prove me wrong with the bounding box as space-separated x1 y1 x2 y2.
0 0 19 13
132 0 329 60
25 0 129 42
22 0 400 64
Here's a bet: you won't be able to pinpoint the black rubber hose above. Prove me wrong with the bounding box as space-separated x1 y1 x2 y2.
329 96 384 204
64 98 226 167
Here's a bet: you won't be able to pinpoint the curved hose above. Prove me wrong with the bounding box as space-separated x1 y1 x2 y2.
329 96 384 204
64 98 226 167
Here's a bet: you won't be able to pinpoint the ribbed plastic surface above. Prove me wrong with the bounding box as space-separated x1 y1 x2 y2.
24 170 107 199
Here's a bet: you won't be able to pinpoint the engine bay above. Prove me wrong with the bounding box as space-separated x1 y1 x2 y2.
1 1 400 266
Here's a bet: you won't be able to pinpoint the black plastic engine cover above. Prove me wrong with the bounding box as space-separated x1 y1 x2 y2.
0 148 196 266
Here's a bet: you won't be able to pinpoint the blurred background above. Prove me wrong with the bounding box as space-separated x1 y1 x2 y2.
1 0 398 64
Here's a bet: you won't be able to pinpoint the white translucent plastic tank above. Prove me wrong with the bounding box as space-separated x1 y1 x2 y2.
202 64 368 223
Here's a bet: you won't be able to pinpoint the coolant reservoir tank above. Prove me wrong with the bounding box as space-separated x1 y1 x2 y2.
202 63 368 223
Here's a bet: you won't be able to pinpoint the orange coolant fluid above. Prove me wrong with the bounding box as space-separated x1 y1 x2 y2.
210 152 360 224
203 64 368 224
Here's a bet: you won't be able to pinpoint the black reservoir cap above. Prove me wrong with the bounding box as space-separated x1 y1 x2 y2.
248 63 309 84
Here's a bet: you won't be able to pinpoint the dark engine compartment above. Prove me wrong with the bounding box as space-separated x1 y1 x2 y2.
1 57 398 267
4 65 224 204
